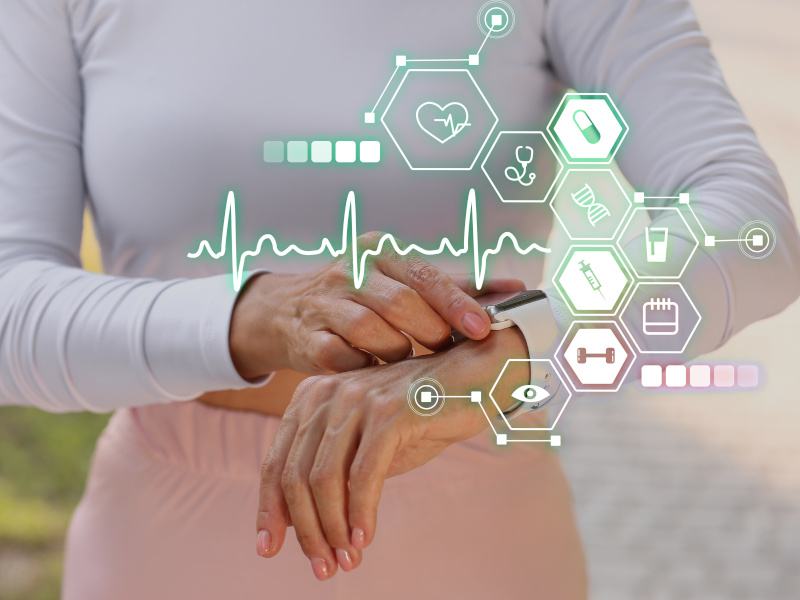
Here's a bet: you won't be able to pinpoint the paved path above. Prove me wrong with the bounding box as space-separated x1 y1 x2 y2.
558 2 800 597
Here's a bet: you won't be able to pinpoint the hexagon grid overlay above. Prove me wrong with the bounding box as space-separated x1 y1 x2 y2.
481 131 564 203
617 206 699 279
620 282 702 355
550 169 632 240
547 93 629 164
487 358 573 433
382 69 498 171
554 245 633 316
557 322 636 393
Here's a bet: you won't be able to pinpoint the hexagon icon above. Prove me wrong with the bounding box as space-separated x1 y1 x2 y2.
617 207 699 279
550 169 632 240
620 282 702 354
382 69 498 171
486 358 573 433
554 245 633 316
556 322 635 393
481 131 563 203
547 93 628 164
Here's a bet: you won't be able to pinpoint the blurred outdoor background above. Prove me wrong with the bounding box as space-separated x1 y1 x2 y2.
557 1 800 598
0 1 798 598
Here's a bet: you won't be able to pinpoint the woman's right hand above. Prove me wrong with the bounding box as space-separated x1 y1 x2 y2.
228 233 524 379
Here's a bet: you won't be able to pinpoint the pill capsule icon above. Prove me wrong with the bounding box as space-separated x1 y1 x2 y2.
573 109 602 144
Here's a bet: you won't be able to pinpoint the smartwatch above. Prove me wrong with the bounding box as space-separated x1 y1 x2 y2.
473 290 564 415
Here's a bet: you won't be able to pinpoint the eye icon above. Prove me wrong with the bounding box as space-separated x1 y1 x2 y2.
511 384 551 409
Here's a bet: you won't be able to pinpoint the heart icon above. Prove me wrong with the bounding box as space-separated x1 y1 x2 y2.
415 101 472 144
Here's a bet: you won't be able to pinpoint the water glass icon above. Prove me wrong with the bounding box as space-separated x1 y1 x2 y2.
645 226 669 263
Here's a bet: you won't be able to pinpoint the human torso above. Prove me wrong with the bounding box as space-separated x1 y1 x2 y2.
69 0 560 412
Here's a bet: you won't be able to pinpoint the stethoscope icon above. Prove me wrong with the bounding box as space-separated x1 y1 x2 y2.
504 145 537 187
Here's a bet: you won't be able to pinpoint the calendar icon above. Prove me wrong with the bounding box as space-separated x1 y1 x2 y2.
642 297 679 336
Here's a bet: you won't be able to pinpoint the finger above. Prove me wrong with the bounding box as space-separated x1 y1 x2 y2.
256 413 299 559
347 424 399 551
450 275 526 297
377 256 492 341
307 331 374 373
282 410 339 581
309 415 363 572
350 273 452 350
325 300 412 364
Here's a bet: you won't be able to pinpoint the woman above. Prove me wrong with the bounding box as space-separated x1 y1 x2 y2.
1 0 797 598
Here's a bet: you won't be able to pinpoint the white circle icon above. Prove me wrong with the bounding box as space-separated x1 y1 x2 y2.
407 377 446 416
477 2 515 38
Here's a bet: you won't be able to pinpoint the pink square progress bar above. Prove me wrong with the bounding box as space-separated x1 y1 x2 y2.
639 364 761 390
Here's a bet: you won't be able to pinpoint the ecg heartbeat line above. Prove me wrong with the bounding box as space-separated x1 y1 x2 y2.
433 113 471 137
187 189 551 292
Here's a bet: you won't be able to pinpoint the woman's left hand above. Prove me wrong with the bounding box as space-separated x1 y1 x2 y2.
255 328 529 581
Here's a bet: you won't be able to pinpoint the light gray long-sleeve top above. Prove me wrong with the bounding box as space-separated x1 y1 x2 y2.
1 0 798 412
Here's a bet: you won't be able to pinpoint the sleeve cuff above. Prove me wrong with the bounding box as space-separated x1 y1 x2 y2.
144 274 271 399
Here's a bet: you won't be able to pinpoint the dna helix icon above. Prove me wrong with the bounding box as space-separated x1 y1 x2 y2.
571 184 611 227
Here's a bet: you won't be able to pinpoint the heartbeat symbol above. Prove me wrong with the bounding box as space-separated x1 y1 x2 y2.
187 188 551 292
416 101 472 144
433 113 471 137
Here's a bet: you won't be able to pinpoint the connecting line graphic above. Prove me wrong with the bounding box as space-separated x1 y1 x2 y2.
635 192 775 250
367 25 500 117
468 391 558 446
187 189 551 293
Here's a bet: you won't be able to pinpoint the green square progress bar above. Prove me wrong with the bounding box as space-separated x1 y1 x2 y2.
311 141 333 163
286 141 308 163
263 141 285 163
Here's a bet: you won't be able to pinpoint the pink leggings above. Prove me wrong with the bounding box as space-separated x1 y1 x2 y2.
63 401 586 599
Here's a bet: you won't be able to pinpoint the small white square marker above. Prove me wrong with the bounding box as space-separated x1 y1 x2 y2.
335 140 356 163
679 193 691 205
550 435 562 447
311 140 332 163
468 54 480 66
665 365 688 388
359 140 381 163
363 112 376 124
496 434 508 446
704 235 716 247
470 391 482 404
689 364 711 388
634 191 645 204
395 55 407 67
641 365 663 388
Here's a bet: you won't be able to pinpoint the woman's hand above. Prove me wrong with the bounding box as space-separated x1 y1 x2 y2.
229 233 524 379
255 327 531 580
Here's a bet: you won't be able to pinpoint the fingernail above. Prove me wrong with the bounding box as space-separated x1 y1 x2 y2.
336 548 354 571
351 527 366 550
256 529 271 557
311 557 331 580
462 312 488 338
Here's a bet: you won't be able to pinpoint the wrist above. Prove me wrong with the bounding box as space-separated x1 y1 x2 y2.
432 328 529 411
230 272 291 379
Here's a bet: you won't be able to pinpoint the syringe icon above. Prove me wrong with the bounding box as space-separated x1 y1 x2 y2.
579 260 605 299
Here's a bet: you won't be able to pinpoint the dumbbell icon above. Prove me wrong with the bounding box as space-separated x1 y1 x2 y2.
576 347 615 364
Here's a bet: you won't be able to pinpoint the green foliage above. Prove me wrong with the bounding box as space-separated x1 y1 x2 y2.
0 483 68 547
0 408 108 503
0 407 108 597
